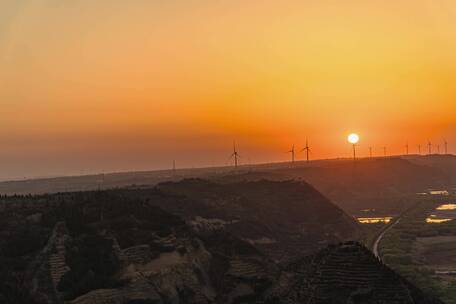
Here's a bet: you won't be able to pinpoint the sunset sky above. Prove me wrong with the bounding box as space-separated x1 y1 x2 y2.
1 0 456 179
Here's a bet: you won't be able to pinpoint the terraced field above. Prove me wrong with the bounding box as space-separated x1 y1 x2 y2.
273 242 441 304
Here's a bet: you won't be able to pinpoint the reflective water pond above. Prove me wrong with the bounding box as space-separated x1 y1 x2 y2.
426 203 456 224
436 204 456 210
429 190 449 195
426 217 452 224
357 217 392 224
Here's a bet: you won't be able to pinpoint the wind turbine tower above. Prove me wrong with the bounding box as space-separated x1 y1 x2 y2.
288 144 295 164
302 138 310 162
405 142 409 155
444 139 448 154
437 144 440 154
418 144 421 155
347 133 359 161
428 141 432 155
383 146 387 157
231 142 240 168
369 147 373 158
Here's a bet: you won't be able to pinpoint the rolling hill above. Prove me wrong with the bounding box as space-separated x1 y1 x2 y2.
0 189 442 304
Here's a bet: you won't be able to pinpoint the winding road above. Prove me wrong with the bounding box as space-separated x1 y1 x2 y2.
372 217 401 259
371 201 428 259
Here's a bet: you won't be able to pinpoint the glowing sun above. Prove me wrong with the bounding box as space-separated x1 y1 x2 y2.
348 133 360 144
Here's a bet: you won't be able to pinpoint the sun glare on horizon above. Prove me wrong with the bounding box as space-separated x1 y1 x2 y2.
348 133 360 144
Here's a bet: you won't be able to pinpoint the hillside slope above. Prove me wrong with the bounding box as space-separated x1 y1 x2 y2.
153 179 360 261
0 190 442 304
0 191 277 304
216 157 454 214
270 242 442 304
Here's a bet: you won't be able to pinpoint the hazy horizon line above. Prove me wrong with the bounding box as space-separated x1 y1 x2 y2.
0 153 452 184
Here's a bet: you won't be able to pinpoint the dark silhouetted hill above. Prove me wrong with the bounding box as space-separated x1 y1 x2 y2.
152 179 360 261
216 156 455 214
0 190 442 304
269 241 443 304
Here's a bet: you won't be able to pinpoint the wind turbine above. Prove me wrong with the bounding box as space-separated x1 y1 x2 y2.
418 144 421 155
288 144 295 164
301 138 311 162
369 146 373 158
444 139 448 154
428 141 432 155
348 133 359 161
437 144 440 154
230 142 240 168
405 141 409 155
383 146 387 157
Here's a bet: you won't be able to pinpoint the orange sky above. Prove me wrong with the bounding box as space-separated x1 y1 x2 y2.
0 1 456 179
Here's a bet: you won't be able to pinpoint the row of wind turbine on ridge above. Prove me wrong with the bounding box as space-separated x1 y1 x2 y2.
171 138 450 170
287 139 311 164
405 139 448 155
228 139 312 168
228 138 449 168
